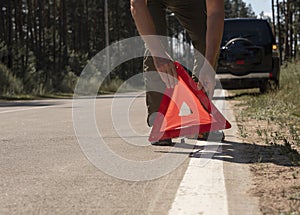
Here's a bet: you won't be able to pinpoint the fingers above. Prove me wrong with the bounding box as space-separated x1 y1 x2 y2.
160 72 171 88
207 84 214 100
197 81 203 90
168 63 178 88
163 72 177 89
153 57 178 88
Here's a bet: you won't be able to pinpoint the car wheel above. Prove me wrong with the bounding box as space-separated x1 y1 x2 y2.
260 80 279 93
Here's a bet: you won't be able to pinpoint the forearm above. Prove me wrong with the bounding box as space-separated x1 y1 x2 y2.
130 0 165 57
130 0 177 87
205 3 225 68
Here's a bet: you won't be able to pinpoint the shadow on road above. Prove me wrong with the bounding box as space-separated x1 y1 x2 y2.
156 139 300 167
218 140 300 167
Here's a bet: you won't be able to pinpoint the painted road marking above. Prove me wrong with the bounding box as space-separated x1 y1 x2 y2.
169 89 229 215
168 141 228 215
0 105 59 114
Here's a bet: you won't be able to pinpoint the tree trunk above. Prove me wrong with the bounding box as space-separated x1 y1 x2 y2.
0 3 5 42
272 0 276 37
7 0 13 68
289 3 293 58
276 0 283 64
38 0 44 71
53 0 57 75
283 0 290 61
62 0 68 68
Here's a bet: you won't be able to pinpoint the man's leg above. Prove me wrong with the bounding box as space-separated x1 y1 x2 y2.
144 1 174 145
144 0 167 127
168 0 225 141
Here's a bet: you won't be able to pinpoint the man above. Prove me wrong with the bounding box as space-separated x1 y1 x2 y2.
131 0 225 145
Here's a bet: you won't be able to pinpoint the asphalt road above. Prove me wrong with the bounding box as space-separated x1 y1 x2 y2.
0 92 260 214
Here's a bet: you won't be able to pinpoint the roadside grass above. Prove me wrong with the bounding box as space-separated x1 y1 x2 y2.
0 61 134 99
231 61 300 214
98 78 123 94
0 77 132 100
233 61 300 165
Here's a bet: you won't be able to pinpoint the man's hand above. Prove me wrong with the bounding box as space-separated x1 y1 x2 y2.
197 61 216 100
153 56 178 89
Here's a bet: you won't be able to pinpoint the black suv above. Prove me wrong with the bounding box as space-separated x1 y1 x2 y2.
216 18 280 93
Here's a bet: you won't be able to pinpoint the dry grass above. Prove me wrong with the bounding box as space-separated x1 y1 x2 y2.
230 61 300 214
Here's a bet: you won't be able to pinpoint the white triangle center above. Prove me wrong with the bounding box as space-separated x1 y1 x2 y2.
179 102 192 116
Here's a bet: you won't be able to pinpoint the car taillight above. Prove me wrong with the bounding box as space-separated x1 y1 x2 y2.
236 60 245 65
269 73 273 78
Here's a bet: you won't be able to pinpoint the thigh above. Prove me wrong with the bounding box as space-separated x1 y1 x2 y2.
167 0 207 54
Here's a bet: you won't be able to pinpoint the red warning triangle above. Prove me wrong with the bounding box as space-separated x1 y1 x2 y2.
149 61 231 142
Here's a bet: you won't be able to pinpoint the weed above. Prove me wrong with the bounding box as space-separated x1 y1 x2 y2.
256 127 262 137
292 185 300 190
0 63 24 95
239 125 248 138
99 78 124 93
293 173 298 179
289 194 300 201
257 154 263 163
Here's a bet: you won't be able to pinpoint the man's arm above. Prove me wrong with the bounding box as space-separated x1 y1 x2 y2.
205 0 225 67
198 0 224 99
130 0 177 88
130 0 162 54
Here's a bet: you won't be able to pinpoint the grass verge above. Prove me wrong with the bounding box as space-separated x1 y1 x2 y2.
230 61 300 214
234 61 300 158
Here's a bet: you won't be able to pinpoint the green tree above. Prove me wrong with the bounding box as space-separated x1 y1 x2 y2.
6 0 294 96
224 0 256 18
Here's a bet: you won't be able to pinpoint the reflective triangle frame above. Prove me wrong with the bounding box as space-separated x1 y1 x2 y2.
148 61 231 142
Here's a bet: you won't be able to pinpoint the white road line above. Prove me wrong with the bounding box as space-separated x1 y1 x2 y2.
168 141 228 215
0 104 62 114
169 89 229 215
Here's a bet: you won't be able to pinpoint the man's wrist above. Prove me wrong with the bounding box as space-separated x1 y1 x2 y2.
204 56 216 68
202 59 216 73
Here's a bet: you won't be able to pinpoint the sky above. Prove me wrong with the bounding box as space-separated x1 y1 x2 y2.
243 0 272 17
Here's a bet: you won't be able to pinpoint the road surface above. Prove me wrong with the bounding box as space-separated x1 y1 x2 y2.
0 91 260 214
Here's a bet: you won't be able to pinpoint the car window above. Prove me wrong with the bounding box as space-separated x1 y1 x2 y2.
222 20 273 46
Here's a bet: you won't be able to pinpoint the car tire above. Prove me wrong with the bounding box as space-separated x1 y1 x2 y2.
260 79 279 93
